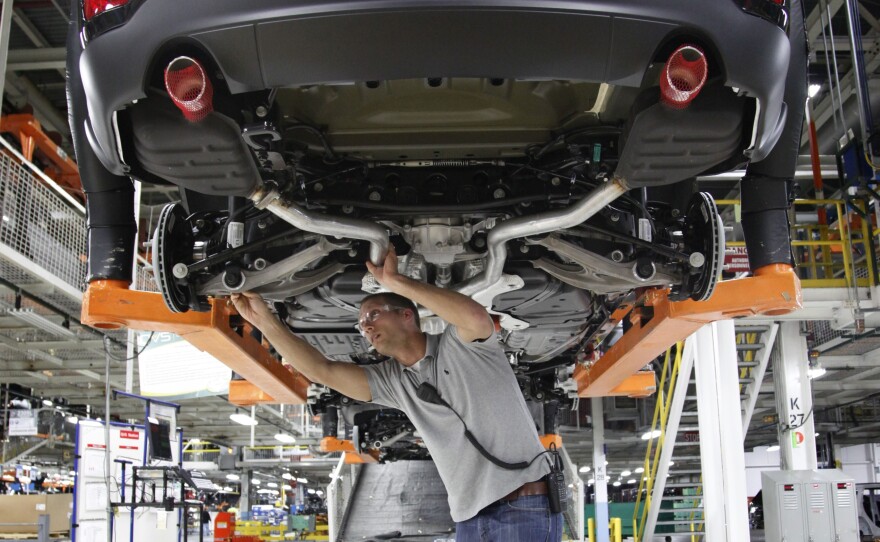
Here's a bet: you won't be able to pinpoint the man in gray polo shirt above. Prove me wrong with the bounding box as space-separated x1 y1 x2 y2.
232 247 562 541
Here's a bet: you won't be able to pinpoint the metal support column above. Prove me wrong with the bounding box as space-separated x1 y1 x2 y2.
0 0 14 100
774 321 818 470
240 470 250 518
694 320 750 541
591 397 610 542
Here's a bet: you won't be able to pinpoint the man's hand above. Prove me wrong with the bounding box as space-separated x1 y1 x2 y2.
366 245 403 289
230 291 275 329
230 292 372 402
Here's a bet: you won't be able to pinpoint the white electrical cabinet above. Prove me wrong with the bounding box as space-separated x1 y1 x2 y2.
761 469 858 542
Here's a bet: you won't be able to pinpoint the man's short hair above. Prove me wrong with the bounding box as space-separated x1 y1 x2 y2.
361 292 421 329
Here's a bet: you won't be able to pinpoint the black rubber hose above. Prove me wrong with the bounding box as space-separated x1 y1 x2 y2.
543 401 559 435
741 0 807 269
321 406 339 439
66 1 137 282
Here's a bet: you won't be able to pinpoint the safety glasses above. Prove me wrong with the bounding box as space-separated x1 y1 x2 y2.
355 304 407 336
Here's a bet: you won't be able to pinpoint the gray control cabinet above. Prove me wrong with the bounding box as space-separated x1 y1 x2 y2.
761 470 858 542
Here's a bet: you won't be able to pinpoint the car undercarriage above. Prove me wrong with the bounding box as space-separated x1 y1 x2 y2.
68 0 807 463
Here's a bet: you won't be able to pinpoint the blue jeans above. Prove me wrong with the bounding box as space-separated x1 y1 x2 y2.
455 495 563 542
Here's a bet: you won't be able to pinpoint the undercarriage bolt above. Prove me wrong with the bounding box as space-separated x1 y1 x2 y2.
342 205 354 214
348 249 358 257
520 245 529 254
255 105 268 118
222 269 245 290
313 183 323 192
172 263 189 279
610 250 625 263
257 220 267 230
689 252 706 268
633 260 656 281
253 258 268 271
610 213 620 222
493 188 506 199
368 191 382 201
551 177 561 186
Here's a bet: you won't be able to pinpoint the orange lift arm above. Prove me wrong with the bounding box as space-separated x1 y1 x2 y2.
0 114 83 200
574 264 801 397
82 280 310 404
319 437 380 464
82 265 800 405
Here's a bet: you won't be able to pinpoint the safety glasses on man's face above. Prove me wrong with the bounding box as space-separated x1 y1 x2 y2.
355 305 406 336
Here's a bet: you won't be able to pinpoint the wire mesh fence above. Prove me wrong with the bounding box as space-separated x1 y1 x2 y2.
0 152 86 290
0 151 86 315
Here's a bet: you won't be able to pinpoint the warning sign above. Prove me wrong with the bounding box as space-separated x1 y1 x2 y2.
723 246 750 273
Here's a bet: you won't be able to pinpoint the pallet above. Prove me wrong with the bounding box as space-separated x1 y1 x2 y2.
0 531 69 539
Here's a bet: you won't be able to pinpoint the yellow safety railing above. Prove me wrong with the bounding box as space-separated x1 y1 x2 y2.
737 330 759 394
716 198 876 289
588 517 623 542
633 342 683 542
686 483 704 541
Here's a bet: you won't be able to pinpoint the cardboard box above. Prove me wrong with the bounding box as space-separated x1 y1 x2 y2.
0 493 72 533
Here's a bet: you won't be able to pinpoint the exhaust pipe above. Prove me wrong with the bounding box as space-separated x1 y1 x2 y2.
164 56 213 122
660 45 708 109
253 176 627 301
456 177 629 298
251 187 390 265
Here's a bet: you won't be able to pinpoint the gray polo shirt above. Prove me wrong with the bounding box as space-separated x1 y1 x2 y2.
363 325 551 522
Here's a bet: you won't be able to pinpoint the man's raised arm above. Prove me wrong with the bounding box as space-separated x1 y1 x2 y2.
366 247 494 343
230 292 372 401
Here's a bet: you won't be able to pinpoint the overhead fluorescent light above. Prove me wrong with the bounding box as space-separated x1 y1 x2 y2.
579 466 591 473
635 467 644 474
281 472 293 480
627 479 637 484
767 444 780 452
808 84 821 98
640 429 662 440
222 486 233 492
588 478 594 485
295 478 308 484
621 470 632 477
274 433 296 444
306 488 316 495
612 481 621 487
66 416 78 424
808 361 826 380
251 479 260 485
42 398 53 407
7 308 77 339
226 473 240 481
267 482 278 488
229 413 258 426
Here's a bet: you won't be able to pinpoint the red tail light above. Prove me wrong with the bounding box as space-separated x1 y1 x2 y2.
164 56 214 122
83 0 131 21
659 45 708 109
